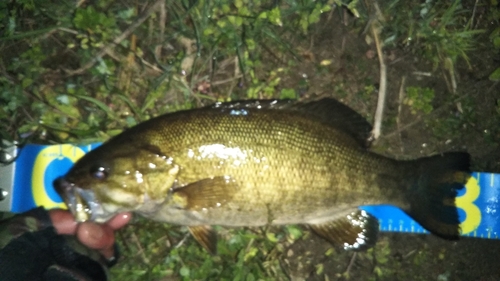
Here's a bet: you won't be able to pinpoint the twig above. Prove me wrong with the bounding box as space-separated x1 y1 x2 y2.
370 2 387 141
211 74 244 86
343 252 357 278
470 0 479 28
412 71 432 77
131 232 150 264
138 56 163 73
174 233 191 249
444 57 457 94
155 1 166 58
57 27 79 35
396 76 406 153
76 0 86 8
64 0 163 76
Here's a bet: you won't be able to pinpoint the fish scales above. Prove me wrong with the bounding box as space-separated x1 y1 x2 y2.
105 107 402 225
55 98 471 252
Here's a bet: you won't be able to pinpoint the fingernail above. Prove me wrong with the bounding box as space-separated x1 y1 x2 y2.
121 213 131 220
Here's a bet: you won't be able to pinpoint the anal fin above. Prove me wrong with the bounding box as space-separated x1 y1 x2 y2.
309 209 379 251
188 225 218 255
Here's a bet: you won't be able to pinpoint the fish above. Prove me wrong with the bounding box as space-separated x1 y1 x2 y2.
54 98 471 254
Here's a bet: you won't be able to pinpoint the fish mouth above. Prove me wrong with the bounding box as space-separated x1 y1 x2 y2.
54 177 105 222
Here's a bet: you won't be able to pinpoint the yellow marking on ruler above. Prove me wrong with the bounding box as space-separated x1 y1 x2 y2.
32 144 86 209
457 176 482 234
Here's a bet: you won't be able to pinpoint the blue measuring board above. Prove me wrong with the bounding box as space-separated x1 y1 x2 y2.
9 143 101 212
6 144 500 239
360 172 498 239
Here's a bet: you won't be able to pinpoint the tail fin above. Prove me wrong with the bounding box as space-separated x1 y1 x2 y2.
403 152 471 240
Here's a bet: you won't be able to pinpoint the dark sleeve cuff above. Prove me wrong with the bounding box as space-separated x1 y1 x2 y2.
0 207 53 249
0 226 108 281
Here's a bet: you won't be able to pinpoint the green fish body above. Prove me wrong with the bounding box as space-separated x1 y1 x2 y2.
55 98 470 253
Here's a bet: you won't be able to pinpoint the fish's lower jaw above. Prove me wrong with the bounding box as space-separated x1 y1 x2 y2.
89 203 124 223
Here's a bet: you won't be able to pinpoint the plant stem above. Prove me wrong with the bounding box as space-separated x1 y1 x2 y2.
370 2 387 142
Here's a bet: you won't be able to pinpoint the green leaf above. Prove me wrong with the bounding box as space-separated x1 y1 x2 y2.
243 247 258 262
234 0 243 9
246 38 256 51
266 232 278 243
489 67 500 81
268 7 282 26
279 88 297 99
21 78 33 89
74 94 118 120
286 225 302 240
315 263 324 275
494 36 500 49
179 266 190 277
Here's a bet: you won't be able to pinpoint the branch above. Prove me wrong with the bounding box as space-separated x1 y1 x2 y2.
64 0 164 76
370 2 387 142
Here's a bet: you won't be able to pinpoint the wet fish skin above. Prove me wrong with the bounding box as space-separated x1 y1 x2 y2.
55 98 470 252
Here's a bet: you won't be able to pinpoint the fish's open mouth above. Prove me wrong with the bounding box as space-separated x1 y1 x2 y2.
54 177 104 222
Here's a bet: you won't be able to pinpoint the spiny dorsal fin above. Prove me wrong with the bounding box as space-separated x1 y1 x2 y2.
292 98 373 147
209 99 295 110
209 98 373 147
309 209 379 251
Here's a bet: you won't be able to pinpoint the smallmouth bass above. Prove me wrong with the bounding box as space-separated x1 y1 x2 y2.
55 98 470 253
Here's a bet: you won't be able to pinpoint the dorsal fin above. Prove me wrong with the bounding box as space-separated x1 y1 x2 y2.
291 98 373 147
209 99 295 110
208 98 373 147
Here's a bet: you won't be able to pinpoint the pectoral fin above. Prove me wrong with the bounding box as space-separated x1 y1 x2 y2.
188 225 217 254
309 209 379 251
172 176 239 211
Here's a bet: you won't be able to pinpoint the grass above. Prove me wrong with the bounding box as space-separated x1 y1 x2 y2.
1 0 497 280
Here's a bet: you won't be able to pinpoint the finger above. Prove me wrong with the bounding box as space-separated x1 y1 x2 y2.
76 222 115 251
49 209 78 235
99 246 115 260
106 212 133 230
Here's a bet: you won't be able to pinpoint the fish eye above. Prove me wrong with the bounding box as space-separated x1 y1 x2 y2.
90 165 108 180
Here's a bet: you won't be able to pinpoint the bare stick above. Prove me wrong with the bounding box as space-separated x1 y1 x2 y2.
342 252 357 279
370 2 387 141
131 232 150 264
396 76 406 153
470 0 479 28
65 0 163 76
446 57 457 94
155 1 167 58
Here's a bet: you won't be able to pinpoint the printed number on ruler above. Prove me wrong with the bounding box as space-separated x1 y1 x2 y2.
31 145 87 209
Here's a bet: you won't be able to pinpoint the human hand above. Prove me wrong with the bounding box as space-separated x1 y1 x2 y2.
48 210 132 259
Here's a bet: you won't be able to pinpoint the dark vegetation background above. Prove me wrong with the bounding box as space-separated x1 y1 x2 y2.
1 0 500 280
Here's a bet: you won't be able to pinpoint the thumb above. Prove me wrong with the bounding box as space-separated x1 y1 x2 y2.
76 222 115 251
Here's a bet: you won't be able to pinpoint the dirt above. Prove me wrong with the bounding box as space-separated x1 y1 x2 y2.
269 10 500 281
